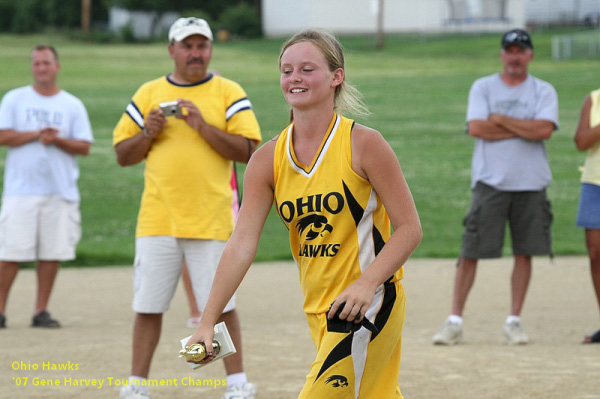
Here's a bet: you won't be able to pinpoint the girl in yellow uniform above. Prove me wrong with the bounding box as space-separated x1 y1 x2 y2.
186 29 422 398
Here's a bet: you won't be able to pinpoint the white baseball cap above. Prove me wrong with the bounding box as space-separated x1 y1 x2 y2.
168 17 213 42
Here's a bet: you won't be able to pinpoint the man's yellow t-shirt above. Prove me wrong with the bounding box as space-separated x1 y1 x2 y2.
113 74 261 240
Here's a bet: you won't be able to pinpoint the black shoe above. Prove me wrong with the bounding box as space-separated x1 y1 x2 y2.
31 311 61 328
583 328 600 344
0 313 5 328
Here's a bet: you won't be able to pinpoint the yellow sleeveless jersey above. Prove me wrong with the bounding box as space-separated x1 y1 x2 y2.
582 89 600 185
113 74 261 240
273 113 403 315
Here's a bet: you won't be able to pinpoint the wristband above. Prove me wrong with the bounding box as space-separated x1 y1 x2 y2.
141 128 153 139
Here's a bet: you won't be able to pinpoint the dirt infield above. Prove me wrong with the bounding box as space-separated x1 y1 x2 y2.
1 256 599 399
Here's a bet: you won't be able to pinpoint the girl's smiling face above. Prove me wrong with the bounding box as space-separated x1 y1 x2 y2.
279 41 343 111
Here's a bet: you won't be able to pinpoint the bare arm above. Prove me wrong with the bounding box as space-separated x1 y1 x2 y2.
114 131 155 166
328 125 423 322
489 114 554 141
114 109 165 166
178 99 257 163
574 95 600 151
48 138 91 155
185 141 276 359
39 130 91 156
467 120 518 141
0 129 41 146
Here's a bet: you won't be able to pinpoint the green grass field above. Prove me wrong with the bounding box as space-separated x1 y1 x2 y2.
0 30 595 266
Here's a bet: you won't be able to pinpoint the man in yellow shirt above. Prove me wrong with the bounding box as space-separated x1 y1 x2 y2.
113 17 261 399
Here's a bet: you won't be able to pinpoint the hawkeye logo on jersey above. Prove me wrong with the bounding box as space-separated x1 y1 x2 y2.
296 214 333 241
296 214 340 258
325 375 349 388
278 192 344 259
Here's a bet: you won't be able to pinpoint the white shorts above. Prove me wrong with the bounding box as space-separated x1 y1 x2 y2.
133 236 235 314
0 195 81 262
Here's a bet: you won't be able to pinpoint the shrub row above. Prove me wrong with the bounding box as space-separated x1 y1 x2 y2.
0 0 262 40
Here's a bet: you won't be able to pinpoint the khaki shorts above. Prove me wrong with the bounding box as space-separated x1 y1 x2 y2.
461 182 553 259
132 236 235 314
0 195 81 262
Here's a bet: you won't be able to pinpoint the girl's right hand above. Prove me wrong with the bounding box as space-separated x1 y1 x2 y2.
185 321 216 364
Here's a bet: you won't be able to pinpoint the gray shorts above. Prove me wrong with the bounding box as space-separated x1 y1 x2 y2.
461 182 553 259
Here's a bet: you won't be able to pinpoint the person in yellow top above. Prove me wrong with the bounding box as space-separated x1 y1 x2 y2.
574 89 600 344
113 17 261 399
184 29 422 399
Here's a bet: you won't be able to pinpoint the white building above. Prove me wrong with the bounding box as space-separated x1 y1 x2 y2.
261 0 527 37
526 0 599 24
261 0 600 38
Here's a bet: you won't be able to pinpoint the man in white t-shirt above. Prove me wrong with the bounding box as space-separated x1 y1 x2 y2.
432 29 559 346
0 45 93 329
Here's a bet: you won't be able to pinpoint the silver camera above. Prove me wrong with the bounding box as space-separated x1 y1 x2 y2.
159 101 182 117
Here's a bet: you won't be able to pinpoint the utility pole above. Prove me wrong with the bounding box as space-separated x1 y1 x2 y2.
376 0 384 50
81 0 91 33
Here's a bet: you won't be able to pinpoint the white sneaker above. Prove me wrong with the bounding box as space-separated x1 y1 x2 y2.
120 385 150 399
504 320 529 345
432 319 463 345
223 382 257 399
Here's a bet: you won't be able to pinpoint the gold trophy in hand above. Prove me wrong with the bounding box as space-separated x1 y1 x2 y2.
179 322 236 369
179 340 221 362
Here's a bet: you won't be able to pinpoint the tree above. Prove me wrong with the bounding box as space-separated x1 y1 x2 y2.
116 0 249 20
115 0 258 38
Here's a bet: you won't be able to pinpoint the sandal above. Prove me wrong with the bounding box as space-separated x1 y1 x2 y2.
582 328 600 344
